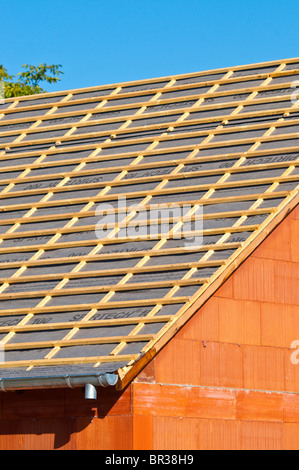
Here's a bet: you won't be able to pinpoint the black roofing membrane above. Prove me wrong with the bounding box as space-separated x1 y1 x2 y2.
0 59 298 384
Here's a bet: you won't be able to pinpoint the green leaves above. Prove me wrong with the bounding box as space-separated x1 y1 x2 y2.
0 65 13 82
0 63 64 98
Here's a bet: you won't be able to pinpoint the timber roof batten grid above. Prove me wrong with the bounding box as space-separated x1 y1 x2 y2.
0 58 298 391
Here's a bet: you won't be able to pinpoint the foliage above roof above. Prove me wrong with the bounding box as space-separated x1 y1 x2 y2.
0 64 63 98
0 58 298 390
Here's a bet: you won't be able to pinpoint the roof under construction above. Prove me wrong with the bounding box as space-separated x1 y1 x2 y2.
0 57 298 391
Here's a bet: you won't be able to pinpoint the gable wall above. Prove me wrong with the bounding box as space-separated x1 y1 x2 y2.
132 203 299 450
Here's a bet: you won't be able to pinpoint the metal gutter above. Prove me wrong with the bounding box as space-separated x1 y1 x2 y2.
0 372 119 398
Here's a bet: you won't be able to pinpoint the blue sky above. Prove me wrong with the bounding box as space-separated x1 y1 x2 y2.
1 0 299 92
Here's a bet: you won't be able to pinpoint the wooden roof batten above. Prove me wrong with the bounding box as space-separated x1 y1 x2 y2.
0 57 298 392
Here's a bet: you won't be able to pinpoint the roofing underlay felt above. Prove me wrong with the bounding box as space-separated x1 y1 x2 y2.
0 58 298 391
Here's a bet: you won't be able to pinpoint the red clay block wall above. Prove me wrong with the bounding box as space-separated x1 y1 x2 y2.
0 384 133 450
132 204 299 450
